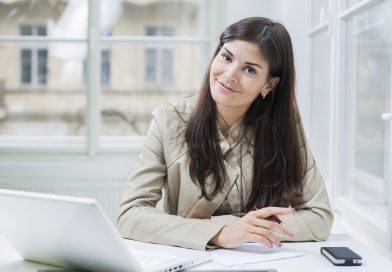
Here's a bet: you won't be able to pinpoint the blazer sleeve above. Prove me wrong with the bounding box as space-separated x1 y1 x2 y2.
116 109 225 250
277 139 334 242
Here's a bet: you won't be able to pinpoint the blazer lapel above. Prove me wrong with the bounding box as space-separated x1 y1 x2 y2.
185 161 239 219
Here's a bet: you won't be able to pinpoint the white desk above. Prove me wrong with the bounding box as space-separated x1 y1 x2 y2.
0 233 391 272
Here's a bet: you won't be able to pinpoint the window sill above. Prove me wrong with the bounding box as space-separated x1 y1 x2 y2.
0 136 144 156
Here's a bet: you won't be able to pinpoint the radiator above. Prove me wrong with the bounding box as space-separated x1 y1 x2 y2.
0 182 124 223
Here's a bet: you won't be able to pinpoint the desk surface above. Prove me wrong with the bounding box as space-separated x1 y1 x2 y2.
0 233 391 272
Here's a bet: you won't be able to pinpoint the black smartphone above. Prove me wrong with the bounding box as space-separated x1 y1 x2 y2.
321 246 362 266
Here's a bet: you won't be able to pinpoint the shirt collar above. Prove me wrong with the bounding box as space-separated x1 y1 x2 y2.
217 117 247 143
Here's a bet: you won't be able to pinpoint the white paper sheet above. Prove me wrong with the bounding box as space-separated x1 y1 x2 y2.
124 239 210 259
124 239 304 268
210 243 305 267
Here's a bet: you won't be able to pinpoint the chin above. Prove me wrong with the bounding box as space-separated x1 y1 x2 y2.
211 93 237 108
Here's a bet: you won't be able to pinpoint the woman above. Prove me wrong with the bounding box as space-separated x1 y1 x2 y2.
117 17 333 250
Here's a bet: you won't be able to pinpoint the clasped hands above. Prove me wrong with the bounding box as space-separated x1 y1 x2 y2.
210 207 296 248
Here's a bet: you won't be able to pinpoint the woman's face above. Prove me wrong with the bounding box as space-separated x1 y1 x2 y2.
209 40 276 113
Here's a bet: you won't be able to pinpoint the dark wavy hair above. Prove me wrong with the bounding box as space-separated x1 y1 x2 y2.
184 17 307 210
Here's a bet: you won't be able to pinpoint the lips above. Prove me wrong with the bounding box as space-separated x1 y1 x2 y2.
218 81 238 93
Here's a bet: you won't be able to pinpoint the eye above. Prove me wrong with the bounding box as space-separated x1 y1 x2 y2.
244 66 257 75
220 52 232 62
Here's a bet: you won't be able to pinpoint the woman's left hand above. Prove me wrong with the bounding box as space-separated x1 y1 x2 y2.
210 207 296 248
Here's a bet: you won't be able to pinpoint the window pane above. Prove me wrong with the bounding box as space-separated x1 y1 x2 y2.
37 49 48 84
162 49 173 83
0 43 87 136
21 49 32 84
310 29 331 183
37 25 47 36
101 43 201 136
101 0 200 36
345 0 392 216
82 49 112 87
144 26 175 84
101 50 111 86
145 48 157 82
146 27 158 36
99 0 204 136
0 0 88 136
20 26 32 36
162 27 175 36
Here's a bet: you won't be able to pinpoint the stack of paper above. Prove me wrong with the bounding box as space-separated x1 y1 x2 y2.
210 243 304 267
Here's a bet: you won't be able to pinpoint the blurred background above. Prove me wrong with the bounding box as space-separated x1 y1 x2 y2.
0 0 391 256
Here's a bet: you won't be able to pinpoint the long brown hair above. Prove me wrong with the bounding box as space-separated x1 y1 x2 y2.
184 17 307 210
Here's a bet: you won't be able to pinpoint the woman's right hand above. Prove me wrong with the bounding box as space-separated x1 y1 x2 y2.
210 207 296 248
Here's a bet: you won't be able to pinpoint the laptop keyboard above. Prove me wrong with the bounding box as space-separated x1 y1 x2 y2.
131 249 178 268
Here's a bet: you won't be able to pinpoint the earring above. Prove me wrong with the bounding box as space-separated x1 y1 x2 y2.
261 93 266 99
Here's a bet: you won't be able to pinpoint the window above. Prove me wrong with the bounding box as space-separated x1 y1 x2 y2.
0 1 87 137
145 26 174 85
310 0 392 250
83 49 111 87
21 49 32 84
99 0 207 137
0 0 223 223
309 0 392 250
20 25 48 86
0 0 214 147
101 49 111 86
342 0 391 225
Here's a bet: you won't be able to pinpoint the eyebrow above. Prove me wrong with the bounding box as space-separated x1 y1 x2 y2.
222 47 263 69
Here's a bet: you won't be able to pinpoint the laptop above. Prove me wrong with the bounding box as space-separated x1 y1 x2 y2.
0 189 210 272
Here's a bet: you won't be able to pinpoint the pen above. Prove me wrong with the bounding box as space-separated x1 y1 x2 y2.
252 205 283 224
265 215 281 224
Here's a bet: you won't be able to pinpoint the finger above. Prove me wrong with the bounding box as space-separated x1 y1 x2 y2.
246 233 273 248
248 226 282 247
255 206 294 218
250 218 295 237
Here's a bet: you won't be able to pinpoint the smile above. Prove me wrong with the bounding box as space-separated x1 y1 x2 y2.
218 81 238 93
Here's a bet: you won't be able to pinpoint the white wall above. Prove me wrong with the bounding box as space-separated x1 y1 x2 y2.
223 0 312 132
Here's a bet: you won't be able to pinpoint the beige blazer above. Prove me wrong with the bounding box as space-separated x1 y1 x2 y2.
117 96 334 250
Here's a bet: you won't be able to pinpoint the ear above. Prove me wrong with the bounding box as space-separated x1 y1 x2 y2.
269 77 280 91
260 77 280 97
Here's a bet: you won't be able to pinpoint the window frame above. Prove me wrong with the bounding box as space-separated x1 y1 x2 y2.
308 0 334 195
144 26 175 87
311 0 392 251
19 24 48 88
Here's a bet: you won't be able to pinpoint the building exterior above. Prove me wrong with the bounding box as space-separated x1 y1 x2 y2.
0 0 204 136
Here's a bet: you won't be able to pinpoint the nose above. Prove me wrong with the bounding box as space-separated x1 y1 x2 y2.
224 65 238 82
